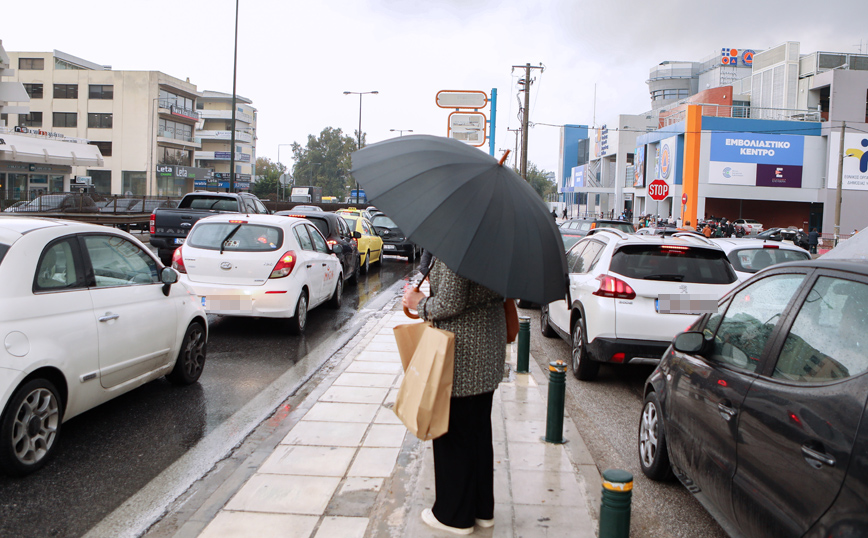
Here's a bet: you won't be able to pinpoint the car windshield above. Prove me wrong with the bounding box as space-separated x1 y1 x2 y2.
562 235 581 250
743 219 760 224
596 222 635 233
372 215 398 228
342 216 358 229
727 247 810 273
187 223 283 251
610 245 737 284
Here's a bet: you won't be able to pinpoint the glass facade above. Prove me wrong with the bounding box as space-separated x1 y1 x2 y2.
158 118 193 141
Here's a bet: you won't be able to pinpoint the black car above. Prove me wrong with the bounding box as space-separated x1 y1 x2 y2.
275 209 361 284
371 214 417 261
639 259 868 538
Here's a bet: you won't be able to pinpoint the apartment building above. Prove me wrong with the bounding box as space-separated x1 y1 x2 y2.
194 90 257 190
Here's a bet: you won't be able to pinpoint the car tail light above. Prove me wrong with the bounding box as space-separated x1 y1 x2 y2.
172 246 186 273
327 239 338 247
270 251 297 278
593 274 636 300
149 212 156 235
763 245 779 249
611 352 625 363
661 245 689 251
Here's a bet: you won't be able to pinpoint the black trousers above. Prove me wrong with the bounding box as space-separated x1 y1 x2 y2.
432 391 495 529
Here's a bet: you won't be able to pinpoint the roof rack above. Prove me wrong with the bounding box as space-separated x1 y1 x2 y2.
671 232 716 246
590 228 631 240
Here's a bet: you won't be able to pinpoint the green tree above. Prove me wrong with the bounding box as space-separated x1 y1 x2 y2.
291 127 359 199
519 162 557 200
252 157 286 200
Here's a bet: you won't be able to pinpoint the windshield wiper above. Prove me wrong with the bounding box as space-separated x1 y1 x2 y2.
220 224 242 254
643 274 685 281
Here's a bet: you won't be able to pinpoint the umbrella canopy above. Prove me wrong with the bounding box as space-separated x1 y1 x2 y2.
820 227 868 260
351 135 568 305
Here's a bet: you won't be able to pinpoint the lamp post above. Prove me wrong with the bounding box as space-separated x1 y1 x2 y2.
277 143 292 202
390 129 413 137
343 90 378 204
228 0 240 192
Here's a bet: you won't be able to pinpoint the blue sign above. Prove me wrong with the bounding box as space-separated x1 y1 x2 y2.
710 133 804 166
571 166 585 191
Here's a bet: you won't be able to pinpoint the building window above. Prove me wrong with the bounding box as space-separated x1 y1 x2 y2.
88 113 113 128
19 112 43 127
55 57 84 70
158 146 191 166
18 58 44 70
87 169 112 194
158 118 193 142
23 84 43 99
122 171 147 196
53 112 78 128
89 141 112 157
54 84 79 99
88 85 114 100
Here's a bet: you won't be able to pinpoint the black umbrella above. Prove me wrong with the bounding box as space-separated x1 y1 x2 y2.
350 135 568 305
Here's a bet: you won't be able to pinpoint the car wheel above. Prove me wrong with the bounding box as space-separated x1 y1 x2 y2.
328 275 343 309
639 392 674 481
289 290 308 335
158 248 174 266
571 317 599 381
0 379 62 476
166 322 207 385
361 251 370 274
540 304 556 338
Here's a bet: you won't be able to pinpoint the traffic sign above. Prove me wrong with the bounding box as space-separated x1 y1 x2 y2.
682 193 688 205
648 180 669 201
447 111 487 147
436 90 488 109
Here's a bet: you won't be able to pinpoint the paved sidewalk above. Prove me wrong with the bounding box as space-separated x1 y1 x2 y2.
188 308 599 538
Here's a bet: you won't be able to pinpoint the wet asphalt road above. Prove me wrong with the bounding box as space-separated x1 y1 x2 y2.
523 305 728 538
0 255 416 538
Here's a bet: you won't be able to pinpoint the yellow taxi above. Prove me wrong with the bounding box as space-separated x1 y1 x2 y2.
339 214 383 273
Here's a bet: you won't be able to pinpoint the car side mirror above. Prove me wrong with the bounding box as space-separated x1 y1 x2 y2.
673 331 706 354
160 267 178 296
353 231 361 239
331 244 344 255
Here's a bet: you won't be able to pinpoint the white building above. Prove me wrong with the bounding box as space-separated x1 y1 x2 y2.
195 91 257 190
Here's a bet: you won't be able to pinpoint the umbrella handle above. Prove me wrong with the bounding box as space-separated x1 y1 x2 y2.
403 264 432 319
403 305 420 319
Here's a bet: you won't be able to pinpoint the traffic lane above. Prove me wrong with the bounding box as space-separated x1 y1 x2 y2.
524 307 727 538
0 257 415 538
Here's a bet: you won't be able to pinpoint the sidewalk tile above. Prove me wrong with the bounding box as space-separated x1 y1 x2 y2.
513 504 595 538
344 361 402 374
365 341 399 353
372 334 396 344
498 385 545 405
504 420 545 444
384 388 399 406
199 512 318 538
362 424 406 447
259 445 356 476
347 447 401 478
224 475 341 515
373 407 403 425
318 386 390 405
314 516 369 538
340 477 384 494
506 441 574 473
334 372 398 388
510 469 583 506
354 350 400 362
502 400 548 422
302 402 380 423
282 421 369 447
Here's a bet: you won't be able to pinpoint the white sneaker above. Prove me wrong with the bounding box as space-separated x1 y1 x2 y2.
475 518 495 528
421 508 474 535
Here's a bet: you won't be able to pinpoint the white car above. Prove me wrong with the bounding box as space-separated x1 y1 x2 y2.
0 216 207 476
733 218 764 235
175 214 344 334
710 238 811 282
540 230 740 380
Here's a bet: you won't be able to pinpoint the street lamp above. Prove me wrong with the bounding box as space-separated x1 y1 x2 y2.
277 143 292 202
390 129 413 137
343 90 378 204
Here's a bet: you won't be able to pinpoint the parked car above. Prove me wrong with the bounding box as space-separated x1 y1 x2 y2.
174 214 343 334
711 237 811 282
3 194 98 213
540 229 739 380
371 214 417 261
290 205 323 212
732 218 764 235
560 218 635 237
275 209 361 285
639 258 868 538
0 217 207 476
339 214 383 274
757 226 801 243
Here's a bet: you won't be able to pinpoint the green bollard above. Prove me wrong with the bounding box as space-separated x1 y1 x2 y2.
599 469 633 538
516 315 531 373
544 360 567 444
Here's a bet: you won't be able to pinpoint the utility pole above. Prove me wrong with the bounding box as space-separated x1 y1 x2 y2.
508 128 521 168
834 121 846 245
512 63 545 180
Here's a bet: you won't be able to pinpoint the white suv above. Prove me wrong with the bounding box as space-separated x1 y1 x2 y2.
541 230 739 380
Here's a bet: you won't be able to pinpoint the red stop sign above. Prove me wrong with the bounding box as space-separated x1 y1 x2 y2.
648 180 669 201
682 192 688 205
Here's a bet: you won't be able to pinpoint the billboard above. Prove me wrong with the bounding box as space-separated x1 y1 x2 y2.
658 136 678 181
708 132 804 187
827 132 868 190
571 165 586 191
633 145 646 187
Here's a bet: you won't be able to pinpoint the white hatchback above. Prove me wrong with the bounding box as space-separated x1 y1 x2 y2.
175 214 344 334
541 230 740 380
0 217 207 476
710 237 811 282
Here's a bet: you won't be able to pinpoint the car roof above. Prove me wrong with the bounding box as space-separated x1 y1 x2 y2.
710 237 808 253
275 209 338 220
196 213 304 226
581 228 725 251
767 258 868 275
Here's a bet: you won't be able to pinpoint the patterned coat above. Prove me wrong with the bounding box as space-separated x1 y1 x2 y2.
417 260 506 397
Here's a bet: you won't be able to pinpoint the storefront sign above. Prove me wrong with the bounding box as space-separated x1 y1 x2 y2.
827 132 868 190
709 132 805 187
756 164 802 188
12 126 66 140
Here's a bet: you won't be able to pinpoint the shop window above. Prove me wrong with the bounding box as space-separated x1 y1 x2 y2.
87 113 113 128
19 112 43 127
18 58 44 70
23 84 43 99
53 112 78 128
87 169 112 194
88 85 114 100
50 175 64 193
122 171 146 196
88 141 112 157
53 84 79 99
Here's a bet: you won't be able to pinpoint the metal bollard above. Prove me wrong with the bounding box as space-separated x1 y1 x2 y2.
544 360 567 444
599 469 633 538
516 315 531 373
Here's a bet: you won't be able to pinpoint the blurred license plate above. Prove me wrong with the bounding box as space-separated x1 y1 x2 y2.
384 244 396 250
201 295 253 312
656 295 718 315
173 238 185 245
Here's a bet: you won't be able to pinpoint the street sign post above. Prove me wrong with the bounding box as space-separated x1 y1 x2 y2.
447 111 487 147
648 180 669 201
436 90 488 109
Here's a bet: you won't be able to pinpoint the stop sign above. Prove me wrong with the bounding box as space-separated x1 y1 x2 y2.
648 180 669 201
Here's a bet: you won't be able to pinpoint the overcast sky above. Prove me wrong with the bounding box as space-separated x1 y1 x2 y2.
3 0 866 179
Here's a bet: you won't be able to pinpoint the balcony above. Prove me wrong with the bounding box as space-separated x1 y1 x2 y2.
197 108 254 124
195 130 253 143
659 104 822 128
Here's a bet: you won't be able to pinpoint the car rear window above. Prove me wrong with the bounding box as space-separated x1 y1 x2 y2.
187 223 282 251
610 245 737 284
728 247 810 273
596 222 634 233
372 215 398 228
297 216 329 238
0 244 9 265
184 197 239 211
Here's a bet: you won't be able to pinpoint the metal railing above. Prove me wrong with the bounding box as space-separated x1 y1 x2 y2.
2 193 180 214
659 104 822 127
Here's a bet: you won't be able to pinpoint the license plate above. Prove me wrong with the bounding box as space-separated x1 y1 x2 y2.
384 244 396 250
201 295 253 312
656 295 718 315
173 238 185 245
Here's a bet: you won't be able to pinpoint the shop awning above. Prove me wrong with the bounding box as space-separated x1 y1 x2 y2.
0 132 104 167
